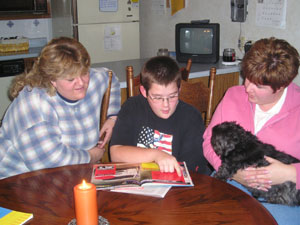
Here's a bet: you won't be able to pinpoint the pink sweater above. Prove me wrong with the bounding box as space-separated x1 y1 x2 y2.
203 83 300 189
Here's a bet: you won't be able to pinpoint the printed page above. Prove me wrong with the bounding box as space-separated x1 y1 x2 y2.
111 186 171 198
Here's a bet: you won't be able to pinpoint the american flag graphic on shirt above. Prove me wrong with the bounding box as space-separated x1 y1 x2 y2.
137 126 173 154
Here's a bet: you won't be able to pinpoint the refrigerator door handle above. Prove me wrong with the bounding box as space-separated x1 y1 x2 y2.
71 0 78 24
72 25 79 40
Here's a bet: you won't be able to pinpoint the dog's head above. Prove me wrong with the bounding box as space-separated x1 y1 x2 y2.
211 121 251 157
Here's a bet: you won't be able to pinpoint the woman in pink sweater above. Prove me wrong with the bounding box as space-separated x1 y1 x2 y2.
203 37 300 224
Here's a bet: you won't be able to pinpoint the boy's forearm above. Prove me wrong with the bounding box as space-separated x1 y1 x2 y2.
110 145 158 163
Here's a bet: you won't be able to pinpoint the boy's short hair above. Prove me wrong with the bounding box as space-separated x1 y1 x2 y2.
141 56 181 93
241 37 300 92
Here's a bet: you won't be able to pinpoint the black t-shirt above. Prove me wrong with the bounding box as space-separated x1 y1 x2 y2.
111 95 211 175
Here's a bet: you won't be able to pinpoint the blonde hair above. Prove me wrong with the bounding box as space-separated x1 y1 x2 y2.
10 37 91 98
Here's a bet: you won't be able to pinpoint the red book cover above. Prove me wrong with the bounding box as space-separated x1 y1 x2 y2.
151 171 185 183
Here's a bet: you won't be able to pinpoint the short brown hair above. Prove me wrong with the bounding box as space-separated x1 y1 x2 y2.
141 56 181 93
10 37 90 98
241 37 299 92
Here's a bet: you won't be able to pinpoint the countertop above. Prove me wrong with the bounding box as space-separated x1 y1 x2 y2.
92 57 241 88
0 43 240 87
0 38 47 61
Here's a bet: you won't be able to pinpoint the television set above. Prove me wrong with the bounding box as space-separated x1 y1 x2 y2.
175 23 220 63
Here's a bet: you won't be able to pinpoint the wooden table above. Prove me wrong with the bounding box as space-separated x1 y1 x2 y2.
0 164 277 225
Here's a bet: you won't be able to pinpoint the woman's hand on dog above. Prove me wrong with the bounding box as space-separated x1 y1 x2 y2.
233 167 272 191
233 156 297 191
262 156 297 185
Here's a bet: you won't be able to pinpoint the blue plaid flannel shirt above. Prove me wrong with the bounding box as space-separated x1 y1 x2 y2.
0 68 120 179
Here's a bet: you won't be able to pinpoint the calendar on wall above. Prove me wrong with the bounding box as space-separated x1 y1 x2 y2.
256 0 287 29
100 0 118 12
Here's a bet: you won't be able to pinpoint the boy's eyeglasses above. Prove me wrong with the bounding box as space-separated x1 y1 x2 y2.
148 92 179 103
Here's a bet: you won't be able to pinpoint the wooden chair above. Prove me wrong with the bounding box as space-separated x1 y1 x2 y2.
179 67 216 127
99 70 113 162
180 58 192 81
126 59 192 97
126 65 141 97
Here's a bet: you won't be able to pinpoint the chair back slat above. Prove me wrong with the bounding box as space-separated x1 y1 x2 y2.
180 58 192 81
205 67 216 126
180 80 209 113
100 70 113 129
179 66 216 127
99 70 113 163
126 66 141 97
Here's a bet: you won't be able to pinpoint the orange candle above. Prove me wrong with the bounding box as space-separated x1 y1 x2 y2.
74 180 98 225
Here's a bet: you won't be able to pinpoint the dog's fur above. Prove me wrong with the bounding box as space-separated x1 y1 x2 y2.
211 121 300 206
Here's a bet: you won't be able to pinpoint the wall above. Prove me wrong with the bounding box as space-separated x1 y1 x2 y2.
139 0 300 85
0 18 52 41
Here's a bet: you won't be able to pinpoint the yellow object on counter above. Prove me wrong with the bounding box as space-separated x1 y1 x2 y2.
0 37 29 53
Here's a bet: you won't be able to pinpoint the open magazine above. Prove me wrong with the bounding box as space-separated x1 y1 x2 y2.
91 161 194 190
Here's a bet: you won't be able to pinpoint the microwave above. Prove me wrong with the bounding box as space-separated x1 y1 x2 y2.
0 0 48 14
0 59 25 77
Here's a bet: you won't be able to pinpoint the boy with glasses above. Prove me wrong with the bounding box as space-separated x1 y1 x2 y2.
110 56 211 176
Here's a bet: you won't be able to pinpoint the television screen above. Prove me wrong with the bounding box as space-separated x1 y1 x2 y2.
176 23 220 63
180 28 213 55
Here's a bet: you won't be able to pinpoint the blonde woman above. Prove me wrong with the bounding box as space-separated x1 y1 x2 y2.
0 37 120 179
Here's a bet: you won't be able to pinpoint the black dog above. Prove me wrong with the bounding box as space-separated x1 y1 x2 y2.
211 121 300 206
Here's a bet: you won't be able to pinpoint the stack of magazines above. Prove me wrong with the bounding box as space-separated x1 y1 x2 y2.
91 161 193 198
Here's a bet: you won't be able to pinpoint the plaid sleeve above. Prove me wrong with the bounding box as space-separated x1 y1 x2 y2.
0 130 9 161
15 120 90 171
7 92 91 171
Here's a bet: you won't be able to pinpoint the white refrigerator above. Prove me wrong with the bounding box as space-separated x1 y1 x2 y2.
51 0 140 64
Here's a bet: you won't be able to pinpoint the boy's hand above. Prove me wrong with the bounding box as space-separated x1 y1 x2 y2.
155 152 182 176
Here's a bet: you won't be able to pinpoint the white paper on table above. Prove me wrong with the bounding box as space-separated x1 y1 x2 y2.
256 0 287 29
111 185 171 198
